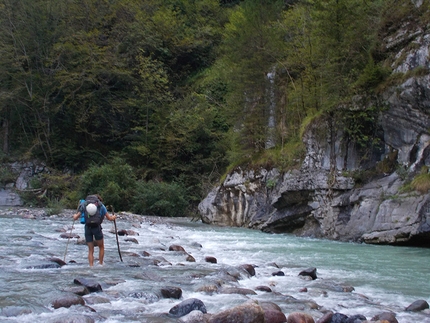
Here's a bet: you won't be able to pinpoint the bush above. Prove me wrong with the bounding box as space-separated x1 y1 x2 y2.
78 157 137 211
0 165 16 188
131 181 189 217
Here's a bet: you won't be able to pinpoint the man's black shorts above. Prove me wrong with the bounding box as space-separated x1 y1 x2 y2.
85 224 103 243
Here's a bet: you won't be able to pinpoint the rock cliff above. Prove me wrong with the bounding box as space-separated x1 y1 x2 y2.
198 12 430 246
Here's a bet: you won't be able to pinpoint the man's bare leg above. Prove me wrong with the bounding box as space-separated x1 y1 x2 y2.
87 242 95 267
97 238 105 265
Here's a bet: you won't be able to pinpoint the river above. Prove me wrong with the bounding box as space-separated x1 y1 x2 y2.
0 210 429 322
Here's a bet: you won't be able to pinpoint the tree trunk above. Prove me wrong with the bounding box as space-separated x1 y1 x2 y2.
2 117 8 154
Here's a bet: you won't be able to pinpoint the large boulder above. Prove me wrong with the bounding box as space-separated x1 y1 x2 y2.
207 300 265 323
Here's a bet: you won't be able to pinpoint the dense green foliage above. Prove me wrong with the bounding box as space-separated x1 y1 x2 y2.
132 180 188 217
0 0 426 213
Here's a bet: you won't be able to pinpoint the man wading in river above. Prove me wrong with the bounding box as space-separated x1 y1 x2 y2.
72 194 116 267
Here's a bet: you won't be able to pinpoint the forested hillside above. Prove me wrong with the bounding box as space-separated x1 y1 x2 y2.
0 0 427 214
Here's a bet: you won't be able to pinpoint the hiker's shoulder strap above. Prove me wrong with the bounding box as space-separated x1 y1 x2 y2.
99 204 107 216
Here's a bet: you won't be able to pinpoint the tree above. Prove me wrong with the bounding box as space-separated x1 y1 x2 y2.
0 0 68 160
218 0 286 158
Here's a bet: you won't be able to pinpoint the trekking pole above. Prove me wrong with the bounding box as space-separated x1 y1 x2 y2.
63 219 75 262
111 206 123 262
64 202 82 262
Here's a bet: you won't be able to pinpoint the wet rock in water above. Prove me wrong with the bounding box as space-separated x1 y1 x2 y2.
103 278 126 287
316 311 333 323
76 238 86 245
264 310 288 323
48 257 67 267
405 299 429 311
190 241 203 248
60 232 79 239
117 229 128 236
186 254 196 262
161 286 182 299
239 264 256 276
272 270 285 276
169 298 207 318
73 278 102 293
128 291 159 303
178 310 207 323
316 282 355 293
26 262 61 269
207 300 264 323
205 256 217 263
123 251 139 257
51 294 85 309
63 286 90 296
45 314 95 323
142 250 151 257
125 229 139 235
124 237 138 244
345 314 367 323
169 244 186 252
260 301 286 323
84 295 111 305
195 283 219 294
1 305 32 317
299 267 317 280
330 313 348 323
255 285 272 292
370 312 398 323
287 311 315 323
259 301 283 312
219 286 257 295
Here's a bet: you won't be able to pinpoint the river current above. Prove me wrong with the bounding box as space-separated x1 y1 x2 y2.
0 210 429 322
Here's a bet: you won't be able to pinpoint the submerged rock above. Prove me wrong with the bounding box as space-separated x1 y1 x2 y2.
219 286 257 295
0 306 32 317
25 263 61 269
45 314 95 323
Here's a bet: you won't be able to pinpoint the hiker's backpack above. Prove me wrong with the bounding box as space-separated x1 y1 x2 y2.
79 195 103 226
79 199 86 224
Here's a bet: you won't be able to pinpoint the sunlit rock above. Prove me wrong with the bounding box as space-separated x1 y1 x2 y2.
207 300 264 323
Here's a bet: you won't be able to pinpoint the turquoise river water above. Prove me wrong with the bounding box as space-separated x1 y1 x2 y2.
0 211 429 322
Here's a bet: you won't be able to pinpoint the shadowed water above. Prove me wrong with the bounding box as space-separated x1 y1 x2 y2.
0 211 429 322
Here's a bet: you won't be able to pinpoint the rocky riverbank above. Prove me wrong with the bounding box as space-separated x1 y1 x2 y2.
0 206 169 224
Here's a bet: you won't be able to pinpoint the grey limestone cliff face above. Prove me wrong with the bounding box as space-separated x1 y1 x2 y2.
198 27 430 246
